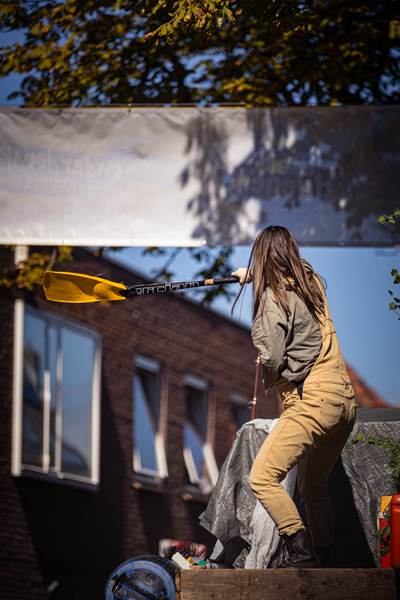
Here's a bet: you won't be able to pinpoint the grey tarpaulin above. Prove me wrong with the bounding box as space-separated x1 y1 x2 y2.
199 419 297 569
199 408 400 569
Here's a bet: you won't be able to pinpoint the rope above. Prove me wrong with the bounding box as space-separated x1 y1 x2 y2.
250 350 261 420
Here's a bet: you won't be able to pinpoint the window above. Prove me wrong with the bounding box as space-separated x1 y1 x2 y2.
183 375 218 495
133 356 168 480
226 392 251 450
12 300 101 487
230 392 251 431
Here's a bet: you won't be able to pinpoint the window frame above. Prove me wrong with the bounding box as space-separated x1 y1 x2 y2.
12 299 102 489
132 355 168 481
229 391 252 431
183 374 219 489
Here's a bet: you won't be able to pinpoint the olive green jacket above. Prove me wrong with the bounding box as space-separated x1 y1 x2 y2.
251 259 323 390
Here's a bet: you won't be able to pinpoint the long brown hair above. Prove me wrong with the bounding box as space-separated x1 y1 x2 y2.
233 226 325 320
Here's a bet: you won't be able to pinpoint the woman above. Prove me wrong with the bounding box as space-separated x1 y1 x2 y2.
232 226 356 569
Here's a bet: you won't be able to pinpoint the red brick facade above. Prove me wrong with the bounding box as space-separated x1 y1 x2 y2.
0 247 278 600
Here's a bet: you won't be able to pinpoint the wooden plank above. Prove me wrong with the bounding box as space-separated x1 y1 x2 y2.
175 570 181 600
177 568 396 600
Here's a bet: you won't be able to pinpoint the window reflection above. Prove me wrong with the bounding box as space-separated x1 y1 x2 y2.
21 309 98 480
183 383 212 493
133 371 158 472
48 326 58 468
233 404 250 430
61 329 94 477
183 421 206 480
227 393 251 448
22 314 46 467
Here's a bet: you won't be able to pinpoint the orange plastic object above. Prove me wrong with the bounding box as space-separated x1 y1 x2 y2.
390 493 400 571
379 496 392 569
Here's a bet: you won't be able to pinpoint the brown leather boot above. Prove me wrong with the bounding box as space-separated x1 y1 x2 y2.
277 530 321 569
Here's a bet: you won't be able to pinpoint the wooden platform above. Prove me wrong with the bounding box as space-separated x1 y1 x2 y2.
175 568 396 600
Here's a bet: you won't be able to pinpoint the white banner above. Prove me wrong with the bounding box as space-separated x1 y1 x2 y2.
0 106 399 246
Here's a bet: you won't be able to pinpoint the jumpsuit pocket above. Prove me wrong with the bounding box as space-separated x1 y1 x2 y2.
319 397 345 429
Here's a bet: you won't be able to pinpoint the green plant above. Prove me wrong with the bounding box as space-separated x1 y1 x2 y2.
351 433 400 557
378 208 400 225
378 208 400 318
351 433 400 493
0 246 73 292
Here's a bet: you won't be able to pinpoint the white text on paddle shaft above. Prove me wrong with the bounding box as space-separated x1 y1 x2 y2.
134 282 201 295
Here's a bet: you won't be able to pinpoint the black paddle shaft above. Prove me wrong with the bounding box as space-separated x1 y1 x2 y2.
120 276 239 298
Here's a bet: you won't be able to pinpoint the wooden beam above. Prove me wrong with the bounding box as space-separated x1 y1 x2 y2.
175 568 396 600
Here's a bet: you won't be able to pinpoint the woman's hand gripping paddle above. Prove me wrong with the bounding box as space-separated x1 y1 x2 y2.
43 271 239 303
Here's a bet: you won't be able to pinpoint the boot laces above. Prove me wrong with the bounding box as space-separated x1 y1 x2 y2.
277 539 299 568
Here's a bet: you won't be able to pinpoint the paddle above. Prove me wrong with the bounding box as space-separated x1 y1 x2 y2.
43 271 239 303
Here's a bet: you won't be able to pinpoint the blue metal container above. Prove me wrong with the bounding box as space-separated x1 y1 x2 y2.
104 555 180 600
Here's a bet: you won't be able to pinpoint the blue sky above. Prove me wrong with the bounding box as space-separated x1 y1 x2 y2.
114 244 400 407
0 32 25 106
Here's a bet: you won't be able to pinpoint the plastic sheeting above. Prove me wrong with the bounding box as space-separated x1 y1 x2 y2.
200 408 400 568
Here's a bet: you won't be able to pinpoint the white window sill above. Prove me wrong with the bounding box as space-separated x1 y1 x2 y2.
17 465 99 492
182 483 212 503
131 473 167 494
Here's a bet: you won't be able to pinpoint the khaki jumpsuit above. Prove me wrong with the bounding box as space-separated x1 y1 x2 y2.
249 279 357 548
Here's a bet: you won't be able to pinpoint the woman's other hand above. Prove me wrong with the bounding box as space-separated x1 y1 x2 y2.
232 268 252 285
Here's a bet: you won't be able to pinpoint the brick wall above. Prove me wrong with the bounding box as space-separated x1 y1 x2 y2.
0 247 277 600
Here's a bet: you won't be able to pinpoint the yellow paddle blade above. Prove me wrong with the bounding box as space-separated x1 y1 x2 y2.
43 272 127 303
